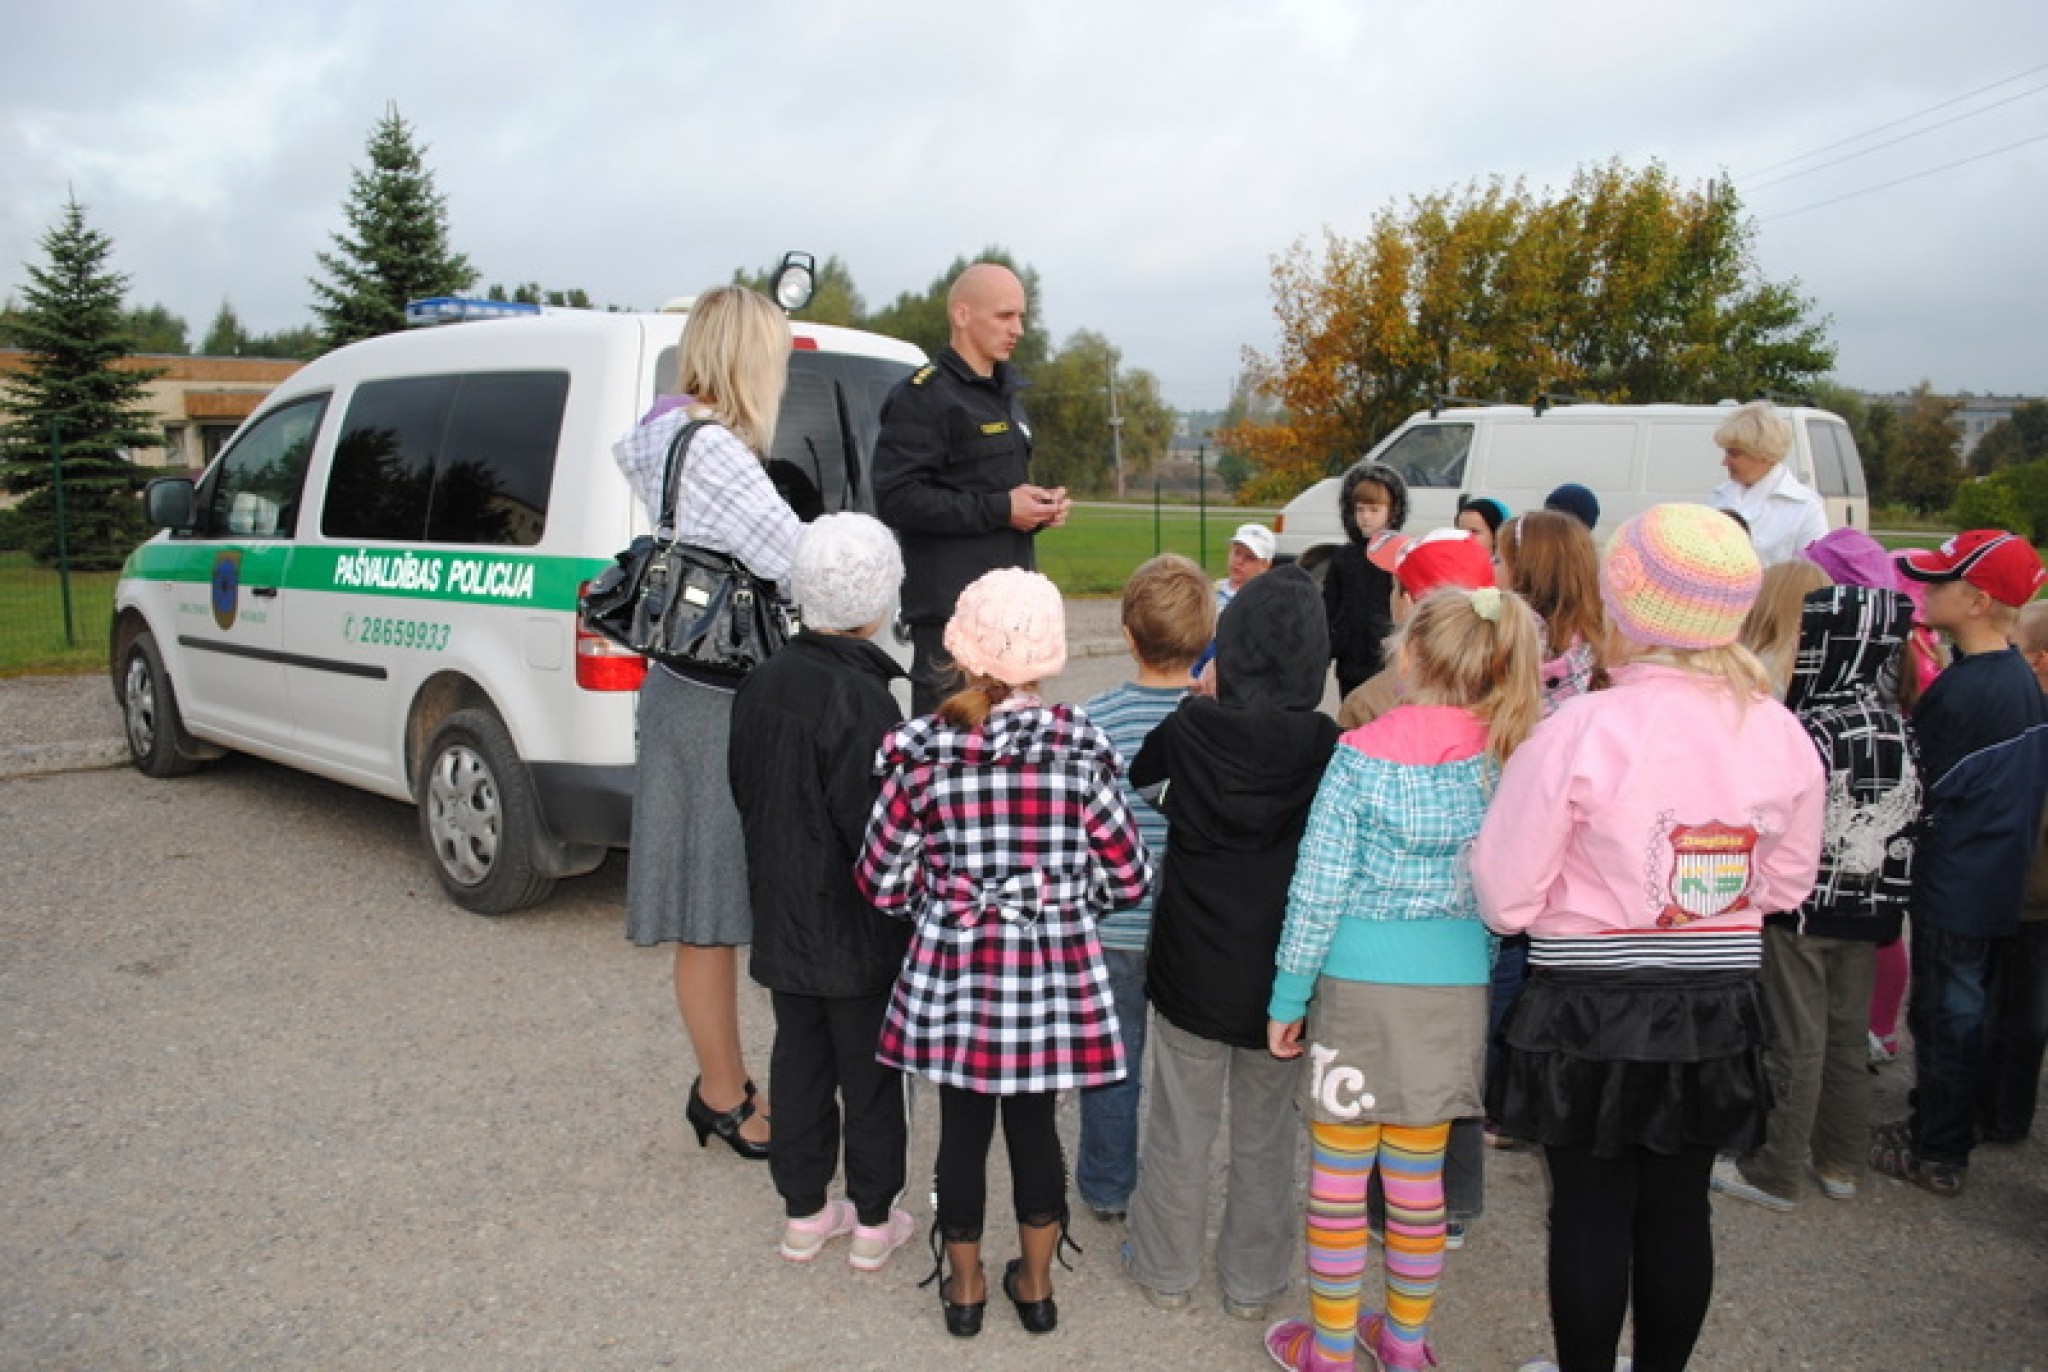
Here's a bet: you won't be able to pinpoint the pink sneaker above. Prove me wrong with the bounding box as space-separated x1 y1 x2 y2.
778 1198 855 1262
1265 1319 1352 1372
1360 1312 1438 1370
848 1206 916 1272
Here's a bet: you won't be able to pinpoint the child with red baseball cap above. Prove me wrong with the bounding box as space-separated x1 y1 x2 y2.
1873 529 2048 1196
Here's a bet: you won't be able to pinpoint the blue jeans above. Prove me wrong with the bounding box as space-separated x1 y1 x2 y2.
1907 922 2003 1166
1078 947 1149 1213
1486 934 1530 1093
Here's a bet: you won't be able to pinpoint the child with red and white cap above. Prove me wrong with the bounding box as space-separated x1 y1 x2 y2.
1873 529 2048 1195
856 567 1152 1340
1335 528 1496 728
1471 503 1826 1372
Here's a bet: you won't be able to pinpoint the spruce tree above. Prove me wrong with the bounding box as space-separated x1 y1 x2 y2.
201 300 246 356
0 196 161 568
309 104 476 348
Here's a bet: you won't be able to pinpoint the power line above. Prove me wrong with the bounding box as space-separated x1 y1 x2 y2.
1759 129 2048 222
1737 60 2048 180
1744 80 2048 192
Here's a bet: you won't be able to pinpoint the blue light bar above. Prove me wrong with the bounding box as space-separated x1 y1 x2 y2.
404 297 544 326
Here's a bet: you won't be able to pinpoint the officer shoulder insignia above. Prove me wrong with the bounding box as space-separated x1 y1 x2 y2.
909 365 936 386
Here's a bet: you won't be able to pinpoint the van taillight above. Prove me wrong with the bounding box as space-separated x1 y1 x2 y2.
1273 514 1287 534
575 584 648 691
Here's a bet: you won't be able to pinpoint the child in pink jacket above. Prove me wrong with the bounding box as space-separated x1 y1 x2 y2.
1471 503 1824 1372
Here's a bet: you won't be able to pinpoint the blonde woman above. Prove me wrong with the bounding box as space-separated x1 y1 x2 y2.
612 285 799 1160
1709 400 1829 566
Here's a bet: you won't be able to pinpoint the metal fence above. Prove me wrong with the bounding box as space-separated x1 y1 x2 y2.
0 430 127 673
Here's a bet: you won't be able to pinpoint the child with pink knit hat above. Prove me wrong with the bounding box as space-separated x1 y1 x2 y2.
1470 503 1826 1372
856 567 1153 1340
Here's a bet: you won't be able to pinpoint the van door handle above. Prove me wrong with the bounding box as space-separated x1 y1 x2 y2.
250 586 279 599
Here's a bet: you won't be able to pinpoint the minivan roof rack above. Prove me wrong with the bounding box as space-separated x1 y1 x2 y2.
1533 391 1588 417
1429 393 1493 418
1750 388 1817 407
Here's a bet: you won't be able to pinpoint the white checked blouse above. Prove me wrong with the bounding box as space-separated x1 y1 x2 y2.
611 409 801 583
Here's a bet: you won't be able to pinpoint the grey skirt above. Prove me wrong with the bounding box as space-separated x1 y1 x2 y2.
625 665 753 947
1297 979 1487 1127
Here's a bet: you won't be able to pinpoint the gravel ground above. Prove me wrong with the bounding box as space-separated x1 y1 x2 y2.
3 623 2044 1370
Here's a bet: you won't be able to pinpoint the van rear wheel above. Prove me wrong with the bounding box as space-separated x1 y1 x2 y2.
417 708 555 915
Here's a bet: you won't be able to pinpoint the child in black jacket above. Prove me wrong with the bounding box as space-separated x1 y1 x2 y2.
728 512 914 1270
1122 564 1341 1318
1324 462 1410 698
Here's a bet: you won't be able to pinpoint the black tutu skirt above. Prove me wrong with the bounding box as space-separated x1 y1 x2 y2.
1486 966 1770 1159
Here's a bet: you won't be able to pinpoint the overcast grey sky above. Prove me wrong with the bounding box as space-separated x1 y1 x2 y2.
5 0 2044 410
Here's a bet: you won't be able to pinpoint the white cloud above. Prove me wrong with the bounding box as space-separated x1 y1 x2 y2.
3 0 2044 407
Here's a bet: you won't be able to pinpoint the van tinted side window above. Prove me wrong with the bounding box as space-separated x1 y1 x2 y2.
321 371 569 545
1379 424 1473 488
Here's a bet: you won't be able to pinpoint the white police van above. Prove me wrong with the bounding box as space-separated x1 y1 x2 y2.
1272 400 1869 568
111 282 924 914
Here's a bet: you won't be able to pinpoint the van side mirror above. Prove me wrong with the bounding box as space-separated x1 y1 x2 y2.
144 477 197 531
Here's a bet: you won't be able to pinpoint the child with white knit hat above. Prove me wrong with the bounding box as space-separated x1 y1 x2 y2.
855 567 1153 1340
728 512 915 1272
1468 503 1827 1372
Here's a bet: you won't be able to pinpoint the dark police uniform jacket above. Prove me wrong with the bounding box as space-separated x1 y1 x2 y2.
871 345 1034 627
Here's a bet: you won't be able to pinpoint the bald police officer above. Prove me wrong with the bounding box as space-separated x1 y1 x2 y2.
873 262 1070 712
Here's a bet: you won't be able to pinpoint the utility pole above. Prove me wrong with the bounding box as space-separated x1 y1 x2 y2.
1106 355 1125 499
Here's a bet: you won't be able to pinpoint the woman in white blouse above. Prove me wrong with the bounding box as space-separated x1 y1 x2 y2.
1710 400 1830 566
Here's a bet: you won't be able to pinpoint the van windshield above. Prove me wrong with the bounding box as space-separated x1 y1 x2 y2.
1378 424 1473 488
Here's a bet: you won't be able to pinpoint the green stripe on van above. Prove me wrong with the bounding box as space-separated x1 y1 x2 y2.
122 542 609 611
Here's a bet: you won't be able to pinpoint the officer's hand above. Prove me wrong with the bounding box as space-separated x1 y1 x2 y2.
1007 485 1063 532
1043 487 1072 529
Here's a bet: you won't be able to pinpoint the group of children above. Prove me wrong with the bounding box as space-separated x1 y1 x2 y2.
716 464 2046 1370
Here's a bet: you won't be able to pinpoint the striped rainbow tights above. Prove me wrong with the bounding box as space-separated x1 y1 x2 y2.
1305 1119 1450 1369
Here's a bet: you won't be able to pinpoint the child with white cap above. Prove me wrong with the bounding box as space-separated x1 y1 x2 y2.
728 512 915 1271
1218 523 1276 610
855 567 1153 1339
1470 502 1826 1372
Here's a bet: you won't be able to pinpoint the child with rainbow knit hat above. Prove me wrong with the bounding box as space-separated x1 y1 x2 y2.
1472 503 1825 1372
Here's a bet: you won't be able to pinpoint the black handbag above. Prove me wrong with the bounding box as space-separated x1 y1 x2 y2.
580 419 798 679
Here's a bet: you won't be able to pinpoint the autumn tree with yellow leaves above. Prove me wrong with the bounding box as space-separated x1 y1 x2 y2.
1223 162 1835 502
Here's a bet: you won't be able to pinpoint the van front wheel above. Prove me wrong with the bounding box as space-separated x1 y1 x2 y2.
121 632 201 778
417 708 555 915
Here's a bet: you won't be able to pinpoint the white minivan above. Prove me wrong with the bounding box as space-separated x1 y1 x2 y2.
111 302 924 913
1272 401 1869 569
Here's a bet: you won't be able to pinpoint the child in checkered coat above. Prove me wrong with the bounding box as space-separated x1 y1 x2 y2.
855 568 1152 1340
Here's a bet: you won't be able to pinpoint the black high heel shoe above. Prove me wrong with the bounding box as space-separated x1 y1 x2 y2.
1002 1258 1058 1334
685 1077 769 1160
941 1265 986 1338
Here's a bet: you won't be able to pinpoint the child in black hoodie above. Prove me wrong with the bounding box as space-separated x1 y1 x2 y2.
1122 564 1341 1319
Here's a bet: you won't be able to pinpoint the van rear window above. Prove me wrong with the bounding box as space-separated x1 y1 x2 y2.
1808 421 1867 499
322 371 569 545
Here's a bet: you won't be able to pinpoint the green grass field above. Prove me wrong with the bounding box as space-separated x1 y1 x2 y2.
0 551 117 675
1033 501 1277 596
0 509 2003 676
